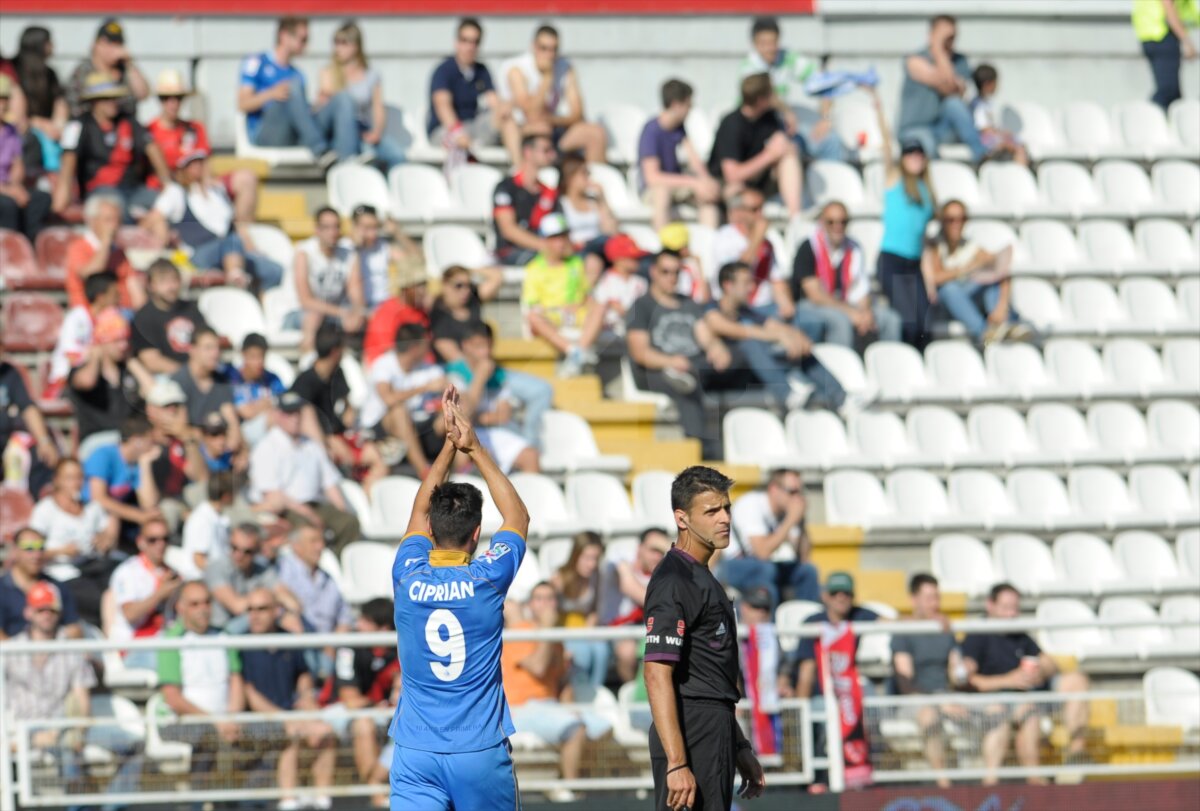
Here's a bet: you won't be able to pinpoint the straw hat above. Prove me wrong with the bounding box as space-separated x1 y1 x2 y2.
154 68 194 97
80 72 129 102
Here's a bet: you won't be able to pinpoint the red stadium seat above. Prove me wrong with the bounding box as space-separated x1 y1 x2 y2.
115 226 162 251
0 485 34 543
2 293 65 352
33 227 74 290
0 228 43 290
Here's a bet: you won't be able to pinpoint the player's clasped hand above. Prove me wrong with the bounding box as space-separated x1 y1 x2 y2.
666 763 697 811
442 385 480 454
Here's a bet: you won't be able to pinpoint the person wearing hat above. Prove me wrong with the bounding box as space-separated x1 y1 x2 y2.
0 73 52 241
67 306 154 447
872 84 936 349
658 222 711 304
522 211 602 377
638 78 721 231
589 234 649 348
65 18 149 118
143 375 209 533
362 254 431 367
53 70 171 221
779 571 880 701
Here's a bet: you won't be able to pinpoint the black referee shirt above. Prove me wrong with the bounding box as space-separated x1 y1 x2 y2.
643 547 740 703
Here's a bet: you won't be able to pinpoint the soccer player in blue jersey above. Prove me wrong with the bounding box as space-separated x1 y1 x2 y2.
389 386 530 810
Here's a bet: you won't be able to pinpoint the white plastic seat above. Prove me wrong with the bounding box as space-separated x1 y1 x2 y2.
326 163 391 219
598 103 649 165
966 405 1056 468
388 164 463 223
449 164 504 222
907 405 1001 469
947 469 1041 532
1044 338 1133 400
722 408 796 469
1169 98 1200 148
683 107 715 161
144 693 192 774
983 343 1074 402
1114 101 1195 160
618 355 672 410
1092 160 1181 220
978 163 1059 221
811 343 871 397
1000 101 1087 161
1027 403 1119 466
1178 277 1200 323
197 287 267 346
234 111 310 167
1078 220 1165 278
823 470 920 532
368 476 421 537
832 97 886 161
1159 596 1200 654
805 160 878 217
244 223 295 273
992 533 1089 596
1163 339 1200 393
785 410 876 471
846 218 883 274
1061 278 1139 335
510 472 587 539
1179 529 1200 579
1152 160 1200 218
1068 466 1161 531
865 341 951 403
1144 667 1200 729
929 160 993 214
1018 221 1096 279
849 411 938 470
1036 598 1114 660
631 470 677 533
1053 532 1148 596
588 162 648 220
1114 530 1196 594
1120 277 1193 335
930 534 996 598
536 538 574 581
775 599 825 654
857 601 897 666
1129 465 1200 528
963 219 1032 272
339 541 395 603
885 469 971 531
565 472 652 536
1147 400 1200 463
1060 101 1139 160
1006 469 1097 533
423 225 494 278
1134 219 1200 277
923 341 1005 403
1088 402 1179 466
1104 338 1190 399
1011 278 1066 333
261 286 301 348
1038 161 1125 220
539 410 631 474
338 479 384 540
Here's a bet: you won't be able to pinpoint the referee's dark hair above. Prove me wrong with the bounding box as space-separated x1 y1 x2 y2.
429 482 484 548
909 572 938 595
361 598 396 630
670 465 734 512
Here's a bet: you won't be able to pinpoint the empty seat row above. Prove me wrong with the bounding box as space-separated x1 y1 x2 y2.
824 466 1200 534
931 529 1200 598
1003 98 1199 162
1038 596 1199 662
727 399 1200 472
1016 277 1199 335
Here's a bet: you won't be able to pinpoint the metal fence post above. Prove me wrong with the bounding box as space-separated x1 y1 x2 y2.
820 647 846 793
1 646 14 811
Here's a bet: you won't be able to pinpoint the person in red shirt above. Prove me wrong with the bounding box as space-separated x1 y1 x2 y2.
65 192 144 311
146 69 259 240
362 257 431 366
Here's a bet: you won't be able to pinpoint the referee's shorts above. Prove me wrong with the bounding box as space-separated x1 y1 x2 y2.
649 698 738 811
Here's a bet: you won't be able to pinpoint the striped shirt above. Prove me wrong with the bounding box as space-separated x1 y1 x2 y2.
3 631 97 722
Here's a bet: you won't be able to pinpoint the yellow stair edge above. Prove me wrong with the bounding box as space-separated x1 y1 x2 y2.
568 400 657 424
1101 725 1184 747
495 337 558 362
852 570 909 610
598 438 702 479
208 155 270 179
552 376 602 405
809 525 866 546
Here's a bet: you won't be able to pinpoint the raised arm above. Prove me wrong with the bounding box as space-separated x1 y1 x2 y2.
871 88 897 183
443 386 530 536
404 388 462 536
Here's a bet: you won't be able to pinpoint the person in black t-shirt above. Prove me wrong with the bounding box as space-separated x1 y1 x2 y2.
643 466 764 811
708 72 801 220
131 258 210 375
67 306 152 445
0 339 60 496
429 264 502 363
492 132 559 265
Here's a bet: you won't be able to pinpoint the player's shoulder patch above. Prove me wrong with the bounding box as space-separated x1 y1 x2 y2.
480 541 512 564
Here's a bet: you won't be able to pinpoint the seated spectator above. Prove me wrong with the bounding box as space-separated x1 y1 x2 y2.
0 75 51 240
83 415 160 552
779 572 878 699
362 257 431 367
720 468 819 608
428 18 507 159
109 518 182 669
237 16 340 168
68 309 152 448
709 73 801 220
969 65 1029 166
638 79 720 230
157 581 248 782
658 223 710 304
522 213 603 376
0 336 61 495
293 206 366 353
550 532 608 694
962 583 1090 785
626 250 750 460
65 192 144 312
706 260 848 412
501 582 613 804
492 132 559 267
0 528 83 639
206 522 300 633
712 188 791 318
890 573 964 789
240 587 336 810
740 16 849 162
46 270 120 399
131 258 210 375
171 328 242 449
226 333 286 446
925 200 1031 346
146 69 261 230
500 24 608 164
316 22 406 170
897 14 986 163
598 527 670 682
277 525 354 679
30 458 118 623
12 26 69 170
347 204 421 311
429 264 502 364
792 201 902 349
197 412 247 482
181 471 235 580
249 393 360 555
590 234 649 336
54 72 171 220
557 154 618 279
447 323 540 474
143 378 208 532
144 149 283 289
65 19 149 118
738 585 785 753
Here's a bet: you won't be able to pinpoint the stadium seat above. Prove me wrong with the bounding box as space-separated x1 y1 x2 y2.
1044 338 1132 400
849 411 937 470
144 693 192 774
929 160 996 217
845 219 883 274
978 163 1059 221
1120 278 1192 336
907 405 1002 469
775 599 825 653
1143 667 1200 730
1128 465 1199 528
983 343 1074 402
857 601 897 665
1006 468 1096 533
1168 98 1200 148
1103 338 1191 399
0 229 46 290
260 286 301 349
599 103 649 165
539 410 631 474
1027 403 1119 466
811 343 872 397
1088 402 1178 466
1011 278 1067 334
1113 101 1194 160
923 341 1004 403
32 227 73 290
1092 160 1182 220
617 355 672 410
1163 339 1200 393
930 533 996 598
1061 278 1141 334
588 162 648 221
1036 598 1114 660
682 223 718 284
234 111 310 167
326 163 391 219
1077 221 1165 279
334 353 369 411
1068 466 1160 531
0 486 34 543
422 225 494 279
823 470 919 532
784 410 875 471
1000 101 1086 161
449 164 504 222
963 219 1033 273
1178 277 1200 323
1179 529 1200 580
1113 531 1196 594
966 405 1055 468
388 164 463 223
832 97 885 161
1147 400 1200 463
1159 596 1200 654
1134 219 1200 277
368 476 421 537
1 293 63 352
1018 221 1095 279
1060 101 1139 160
805 160 878 217
337 479 382 541
885 469 969 531
630 470 676 533
1038 161 1124 220
340 542 395 603
1052 532 1148 596
565 472 652 536
992 533 1089 596
196 287 267 347
244 223 295 274
865 341 950 403
948 470 1042 532
722 408 795 469
684 107 716 160
1151 160 1200 219
509 472 587 539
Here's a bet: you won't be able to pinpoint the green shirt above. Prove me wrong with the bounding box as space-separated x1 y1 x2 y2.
156 621 242 716
1133 0 1200 42
739 48 817 105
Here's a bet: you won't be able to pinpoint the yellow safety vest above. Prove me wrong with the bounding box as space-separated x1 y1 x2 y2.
1133 0 1200 43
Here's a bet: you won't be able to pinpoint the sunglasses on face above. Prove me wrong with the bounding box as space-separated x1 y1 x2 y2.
247 604 274 612
17 541 46 552
829 590 853 598
777 486 802 496
459 36 481 45
142 536 168 544
448 281 471 290
942 216 966 224
823 217 848 226
33 606 61 615
231 545 257 555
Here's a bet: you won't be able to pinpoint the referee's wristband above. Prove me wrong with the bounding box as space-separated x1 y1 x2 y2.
666 764 689 775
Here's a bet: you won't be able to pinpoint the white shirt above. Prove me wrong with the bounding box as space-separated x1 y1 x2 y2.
728 490 799 562
181 501 231 581
174 628 234 714
29 496 109 581
249 426 341 505
346 237 391 310
499 51 571 125
108 555 169 643
153 181 234 237
712 225 785 309
296 237 355 306
359 354 444 429
591 271 648 330
48 307 94 384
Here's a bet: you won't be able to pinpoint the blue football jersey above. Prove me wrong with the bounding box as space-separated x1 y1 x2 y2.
389 529 526 753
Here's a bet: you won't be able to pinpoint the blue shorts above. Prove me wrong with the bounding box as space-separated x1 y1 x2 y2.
389 738 521 811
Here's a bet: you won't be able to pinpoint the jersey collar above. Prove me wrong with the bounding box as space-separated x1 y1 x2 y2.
429 549 471 567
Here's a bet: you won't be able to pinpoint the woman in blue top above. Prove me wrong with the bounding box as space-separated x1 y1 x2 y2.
873 88 936 348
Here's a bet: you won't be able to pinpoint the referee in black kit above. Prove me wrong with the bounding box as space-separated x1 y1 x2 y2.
644 466 766 811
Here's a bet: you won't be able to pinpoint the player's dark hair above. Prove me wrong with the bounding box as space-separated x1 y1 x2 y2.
315 321 344 359
394 322 427 352
361 598 395 630
751 16 780 37
717 261 751 290
989 582 1020 602
670 465 734 512
661 78 693 109
206 471 235 503
973 63 998 92
119 415 153 442
84 271 118 304
429 482 484 547
909 572 939 594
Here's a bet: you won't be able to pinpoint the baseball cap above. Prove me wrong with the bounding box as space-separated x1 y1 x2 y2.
278 392 306 414
241 333 268 352
27 581 62 612
900 137 927 156
92 307 130 344
825 571 856 595
202 411 228 435
147 378 187 407
176 148 209 170
538 212 569 239
604 233 649 263
658 222 690 253
742 586 774 611
97 18 125 44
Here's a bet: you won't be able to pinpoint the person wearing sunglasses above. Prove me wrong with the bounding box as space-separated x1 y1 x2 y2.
0 528 83 640
428 17 508 161
107 517 182 669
